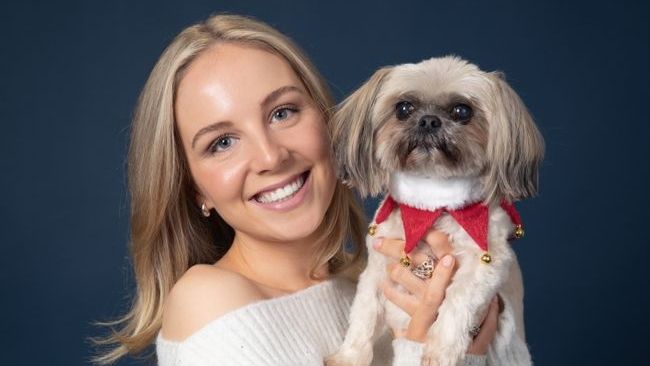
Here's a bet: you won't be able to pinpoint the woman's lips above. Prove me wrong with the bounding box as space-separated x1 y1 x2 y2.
251 170 309 199
249 170 311 211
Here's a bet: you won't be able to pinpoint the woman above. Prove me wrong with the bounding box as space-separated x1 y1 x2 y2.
94 14 499 365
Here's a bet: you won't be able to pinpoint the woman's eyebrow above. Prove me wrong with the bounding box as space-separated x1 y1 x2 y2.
191 86 304 151
261 85 304 109
192 121 233 150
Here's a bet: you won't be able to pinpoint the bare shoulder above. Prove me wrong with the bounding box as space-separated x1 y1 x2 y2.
160 264 265 342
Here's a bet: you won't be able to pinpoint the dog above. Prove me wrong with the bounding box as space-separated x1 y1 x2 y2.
325 56 544 366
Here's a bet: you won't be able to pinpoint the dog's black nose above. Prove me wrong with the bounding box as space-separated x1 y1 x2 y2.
418 115 442 132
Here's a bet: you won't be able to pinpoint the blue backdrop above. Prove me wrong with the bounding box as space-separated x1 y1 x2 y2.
1 0 648 365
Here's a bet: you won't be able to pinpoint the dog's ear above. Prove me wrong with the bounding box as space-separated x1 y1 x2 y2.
331 67 393 197
483 72 545 203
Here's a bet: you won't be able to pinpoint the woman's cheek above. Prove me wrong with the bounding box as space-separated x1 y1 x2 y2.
205 158 249 209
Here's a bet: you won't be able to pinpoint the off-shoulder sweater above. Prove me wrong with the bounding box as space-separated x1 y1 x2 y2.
156 276 486 366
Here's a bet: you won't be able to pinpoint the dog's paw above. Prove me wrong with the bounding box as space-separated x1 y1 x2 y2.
324 345 373 366
323 353 350 366
324 353 355 366
422 339 468 366
421 353 460 366
421 352 447 366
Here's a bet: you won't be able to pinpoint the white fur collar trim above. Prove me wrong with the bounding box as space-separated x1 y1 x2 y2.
389 172 483 211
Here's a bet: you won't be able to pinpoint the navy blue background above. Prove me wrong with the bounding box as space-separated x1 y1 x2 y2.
1 0 648 364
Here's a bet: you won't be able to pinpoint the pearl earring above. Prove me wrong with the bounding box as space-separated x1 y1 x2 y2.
201 203 211 217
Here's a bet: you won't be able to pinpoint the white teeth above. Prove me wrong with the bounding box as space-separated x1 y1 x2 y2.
255 174 305 203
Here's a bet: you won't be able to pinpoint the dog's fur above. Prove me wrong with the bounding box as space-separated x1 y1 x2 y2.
326 56 544 366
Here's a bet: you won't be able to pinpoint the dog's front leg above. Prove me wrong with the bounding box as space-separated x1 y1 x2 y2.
422 250 511 366
325 245 388 366
487 257 532 366
421 273 478 366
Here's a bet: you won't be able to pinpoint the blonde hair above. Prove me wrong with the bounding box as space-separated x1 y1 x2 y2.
91 14 366 364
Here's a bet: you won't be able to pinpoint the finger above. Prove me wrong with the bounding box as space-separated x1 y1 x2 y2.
372 237 407 260
373 237 433 265
381 280 419 316
468 296 500 355
405 254 455 341
478 296 499 337
386 262 426 298
421 254 455 308
422 229 453 259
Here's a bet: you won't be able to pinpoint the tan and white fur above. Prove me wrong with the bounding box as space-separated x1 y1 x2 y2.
326 56 544 366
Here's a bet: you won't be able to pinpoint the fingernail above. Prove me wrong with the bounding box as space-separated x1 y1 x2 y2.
373 239 383 250
442 255 453 267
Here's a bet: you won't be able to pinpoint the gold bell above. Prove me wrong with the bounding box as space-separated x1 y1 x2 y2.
399 255 411 268
368 224 377 236
480 253 492 264
514 224 524 239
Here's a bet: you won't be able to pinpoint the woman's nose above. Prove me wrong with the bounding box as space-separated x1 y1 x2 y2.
250 132 290 174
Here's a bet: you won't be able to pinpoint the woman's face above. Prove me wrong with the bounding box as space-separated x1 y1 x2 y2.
175 43 336 245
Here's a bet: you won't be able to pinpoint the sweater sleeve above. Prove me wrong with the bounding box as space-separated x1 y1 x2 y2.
391 338 424 365
391 338 487 366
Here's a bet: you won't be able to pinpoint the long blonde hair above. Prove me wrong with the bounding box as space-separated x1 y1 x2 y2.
92 14 366 364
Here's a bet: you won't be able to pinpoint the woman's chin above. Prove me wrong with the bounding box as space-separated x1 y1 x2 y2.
265 220 324 244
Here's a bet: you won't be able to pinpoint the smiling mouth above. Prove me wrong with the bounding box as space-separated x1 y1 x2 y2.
253 171 310 204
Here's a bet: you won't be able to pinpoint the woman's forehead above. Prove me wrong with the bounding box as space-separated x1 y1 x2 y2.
178 43 302 104
174 43 306 143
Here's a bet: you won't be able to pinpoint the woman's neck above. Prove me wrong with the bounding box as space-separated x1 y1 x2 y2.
215 231 329 296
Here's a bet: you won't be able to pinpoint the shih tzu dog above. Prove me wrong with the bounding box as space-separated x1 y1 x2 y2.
326 56 544 366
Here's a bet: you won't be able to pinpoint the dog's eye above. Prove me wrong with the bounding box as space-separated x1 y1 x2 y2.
450 104 473 123
396 101 415 121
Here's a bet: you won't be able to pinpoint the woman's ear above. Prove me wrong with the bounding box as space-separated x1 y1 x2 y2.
483 72 545 203
331 67 393 198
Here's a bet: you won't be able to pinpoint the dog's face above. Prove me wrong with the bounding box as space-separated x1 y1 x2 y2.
373 59 490 178
332 56 544 202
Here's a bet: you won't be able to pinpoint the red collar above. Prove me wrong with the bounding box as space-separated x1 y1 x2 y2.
374 196 522 254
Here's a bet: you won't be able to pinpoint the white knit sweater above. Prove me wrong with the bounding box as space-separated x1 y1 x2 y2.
156 276 487 366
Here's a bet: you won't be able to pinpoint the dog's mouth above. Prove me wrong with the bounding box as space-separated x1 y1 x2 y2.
404 137 460 164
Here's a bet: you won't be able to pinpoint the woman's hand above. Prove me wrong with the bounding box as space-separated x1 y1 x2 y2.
372 229 499 355
466 295 499 355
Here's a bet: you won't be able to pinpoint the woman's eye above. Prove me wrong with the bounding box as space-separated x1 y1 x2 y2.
209 135 237 154
450 104 473 123
395 101 415 121
271 107 297 123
